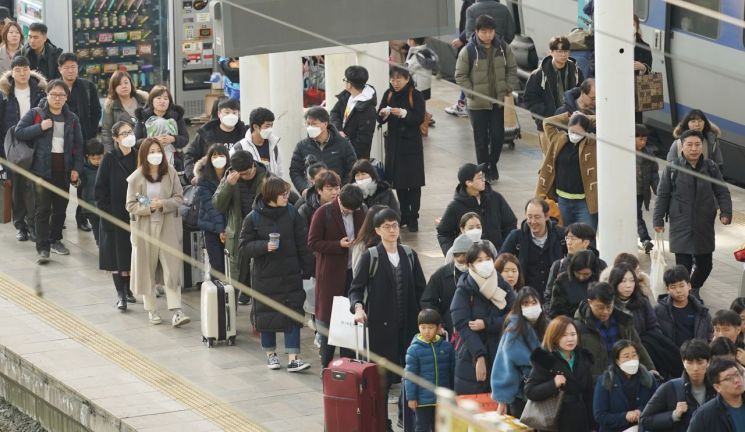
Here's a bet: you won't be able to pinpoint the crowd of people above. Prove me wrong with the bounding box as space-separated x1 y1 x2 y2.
0 3 744 431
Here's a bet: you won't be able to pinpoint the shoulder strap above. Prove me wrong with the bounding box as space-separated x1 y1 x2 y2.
386 91 392 104
368 246 379 279
401 244 415 269
672 378 685 401
467 44 476 70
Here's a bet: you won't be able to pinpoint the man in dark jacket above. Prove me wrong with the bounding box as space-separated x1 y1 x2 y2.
437 162 516 254
544 222 606 304
653 129 732 296
15 23 62 80
573 283 655 382
555 78 595 116
655 265 714 347
184 98 247 183
58 52 102 232
0 56 47 242
421 234 472 336
308 184 366 368
500 198 565 300
524 36 583 153
463 0 516 44
641 339 717 432
329 66 377 159
15 80 83 264
290 106 357 194
688 358 745 431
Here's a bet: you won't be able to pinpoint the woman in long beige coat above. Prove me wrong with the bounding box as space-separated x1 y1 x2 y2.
126 138 190 327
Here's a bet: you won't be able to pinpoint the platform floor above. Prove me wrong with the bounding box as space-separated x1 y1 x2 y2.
0 80 744 431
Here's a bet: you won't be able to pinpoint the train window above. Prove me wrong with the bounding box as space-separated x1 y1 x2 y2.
634 0 649 20
671 0 720 39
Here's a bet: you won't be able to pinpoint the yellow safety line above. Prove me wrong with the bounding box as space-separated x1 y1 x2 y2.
0 274 267 432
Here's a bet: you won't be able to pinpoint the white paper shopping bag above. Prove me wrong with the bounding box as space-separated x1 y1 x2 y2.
327 296 365 352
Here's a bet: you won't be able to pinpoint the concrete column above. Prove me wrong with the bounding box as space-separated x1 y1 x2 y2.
324 52 358 109
595 0 637 261
239 54 271 123
269 51 305 182
357 42 390 161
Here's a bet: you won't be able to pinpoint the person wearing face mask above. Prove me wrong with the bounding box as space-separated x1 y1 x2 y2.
449 242 515 396
593 340 659 432
126 138 190 328
641 339 717 432
212 151 268 301
537 111 598 229
421 234 474 337
95 121 138 310
184 98 248 184
574 282 655 383
329 65 377 159
233 107 282 178
524 316 595 432
548 249 600 318
443 212 500 264
349 208 426 431
666 110 724 173
492 286 548 418
437 163 516 255
134 86 189 168
289 106 357 196
348 159 399 214
194 144 231 280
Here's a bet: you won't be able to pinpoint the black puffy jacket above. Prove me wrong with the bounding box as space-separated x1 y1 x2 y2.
289 125 357 193
239 200 314 332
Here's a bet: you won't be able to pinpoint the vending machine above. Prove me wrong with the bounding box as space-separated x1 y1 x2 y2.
169 0 215 118
69 0 169 98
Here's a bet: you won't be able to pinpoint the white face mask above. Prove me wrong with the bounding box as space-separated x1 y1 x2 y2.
146 152 163 166
356 177 373 187
307 125 322 139
121 134 136 148
522 304 542 322
259 128 273 139
221 113 239 128
568 132 584 144
619 359 640 375
212 156 227 169
473 260 495 278
454 262 468 273
465 228 482 242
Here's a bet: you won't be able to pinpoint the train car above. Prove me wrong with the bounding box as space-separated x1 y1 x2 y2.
513 0 745 184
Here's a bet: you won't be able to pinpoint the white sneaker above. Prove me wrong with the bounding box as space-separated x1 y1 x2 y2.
149 311 162 325
267 353 281 370
172 310 191 328
444 102 468 117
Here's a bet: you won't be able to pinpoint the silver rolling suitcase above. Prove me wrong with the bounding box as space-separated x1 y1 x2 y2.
200 250 237 347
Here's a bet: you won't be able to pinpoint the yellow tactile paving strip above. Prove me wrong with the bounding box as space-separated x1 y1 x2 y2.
0 274 266 432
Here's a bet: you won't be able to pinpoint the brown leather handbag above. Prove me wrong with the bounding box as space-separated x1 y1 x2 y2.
520 390 565 431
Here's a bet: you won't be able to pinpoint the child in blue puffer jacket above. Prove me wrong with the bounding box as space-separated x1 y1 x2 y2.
405 309 456 432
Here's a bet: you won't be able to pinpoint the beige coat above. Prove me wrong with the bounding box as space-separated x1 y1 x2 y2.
125 165 184 296
536 112 598 214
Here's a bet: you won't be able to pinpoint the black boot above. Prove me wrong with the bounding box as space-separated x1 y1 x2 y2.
122 276 136 303
112 274 127 311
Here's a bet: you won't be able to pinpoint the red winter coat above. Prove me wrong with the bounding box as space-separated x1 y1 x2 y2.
308 200 366 323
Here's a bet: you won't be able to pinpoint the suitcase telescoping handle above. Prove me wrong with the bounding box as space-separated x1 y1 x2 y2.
353 321 370 361
223 249 232 281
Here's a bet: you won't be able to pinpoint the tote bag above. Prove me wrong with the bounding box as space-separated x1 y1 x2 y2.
649 232 668 299
520 390 564 431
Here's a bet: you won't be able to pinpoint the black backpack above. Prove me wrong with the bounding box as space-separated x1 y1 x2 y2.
180 184 200 231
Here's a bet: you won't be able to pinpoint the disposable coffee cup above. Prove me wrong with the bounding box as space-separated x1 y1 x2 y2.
269 233 280 248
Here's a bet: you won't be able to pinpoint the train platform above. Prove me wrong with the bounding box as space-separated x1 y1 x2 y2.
0 80 744 432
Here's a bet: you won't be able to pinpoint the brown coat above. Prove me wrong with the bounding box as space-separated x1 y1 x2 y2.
307 200 366 324
536 112 598 214
125 165 184 296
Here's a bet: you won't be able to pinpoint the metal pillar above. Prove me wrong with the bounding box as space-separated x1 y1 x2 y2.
595 0 638 262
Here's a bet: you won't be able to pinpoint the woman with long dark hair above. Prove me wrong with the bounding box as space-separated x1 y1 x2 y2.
377 66 425 232
492 286 548 417
95 120 137 310
666 108 723 170
134 85 189 168
101 71 148 151
194 143 230 278
350 204 386 276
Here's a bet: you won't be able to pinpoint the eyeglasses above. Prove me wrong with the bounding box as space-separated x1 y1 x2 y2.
718 373 744 384
118 131 133 137
379 223 400 231
48 93 67 99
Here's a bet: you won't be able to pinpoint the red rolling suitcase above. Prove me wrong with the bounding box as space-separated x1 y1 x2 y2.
322 324 386 432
